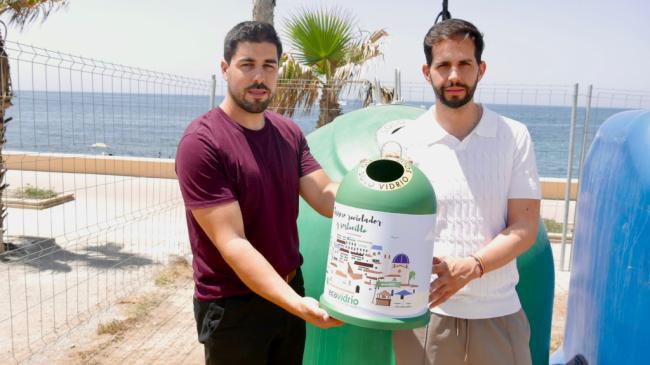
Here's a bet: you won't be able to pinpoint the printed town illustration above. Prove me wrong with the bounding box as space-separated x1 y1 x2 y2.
326 234 419 309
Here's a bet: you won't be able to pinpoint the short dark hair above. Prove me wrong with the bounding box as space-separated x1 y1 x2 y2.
423 19 484 66
223 21 283 63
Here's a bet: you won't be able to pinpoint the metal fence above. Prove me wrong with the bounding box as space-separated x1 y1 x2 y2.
0 40 208 363
558 87 650 270
0 39 649 362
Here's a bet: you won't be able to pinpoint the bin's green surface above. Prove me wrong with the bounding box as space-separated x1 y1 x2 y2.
516 224 555 365
298 105 554 364
336 158 436 215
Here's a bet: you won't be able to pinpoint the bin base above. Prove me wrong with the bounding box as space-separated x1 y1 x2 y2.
319 295 430 330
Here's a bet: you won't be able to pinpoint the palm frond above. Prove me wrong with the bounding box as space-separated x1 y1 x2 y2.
283 8 354 78
328 29 387 86
346 29 388 66
330 62 356 85
0 0 67 30
272 54 320 118
279 8 389 127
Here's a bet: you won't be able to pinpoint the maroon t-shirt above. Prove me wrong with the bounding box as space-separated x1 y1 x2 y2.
175 107 321 301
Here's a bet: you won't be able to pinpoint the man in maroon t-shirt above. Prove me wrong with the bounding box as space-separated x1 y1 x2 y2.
175 21 342 365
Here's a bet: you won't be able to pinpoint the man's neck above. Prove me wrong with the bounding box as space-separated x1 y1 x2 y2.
434 101 482 141
219 97 265 131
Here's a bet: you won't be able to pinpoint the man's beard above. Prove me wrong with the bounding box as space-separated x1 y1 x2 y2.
432 77 479 109
229 82 272 113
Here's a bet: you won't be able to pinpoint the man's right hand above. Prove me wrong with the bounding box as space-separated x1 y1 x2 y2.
296 296 344 329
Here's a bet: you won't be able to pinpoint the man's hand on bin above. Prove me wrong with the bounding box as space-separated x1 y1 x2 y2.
296 296 344 329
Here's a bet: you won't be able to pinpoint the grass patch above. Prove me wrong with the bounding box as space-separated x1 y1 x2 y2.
93 257 191 341
97 294 162 336
543 218 564 234
131 294 164 318
96 318 136 335
154 255 192 287
16 184 58 199
82 258 193 363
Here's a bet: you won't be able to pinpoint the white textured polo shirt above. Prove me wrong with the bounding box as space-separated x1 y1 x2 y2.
389 105 541 319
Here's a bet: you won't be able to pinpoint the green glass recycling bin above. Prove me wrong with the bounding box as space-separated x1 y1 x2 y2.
320 156 437 330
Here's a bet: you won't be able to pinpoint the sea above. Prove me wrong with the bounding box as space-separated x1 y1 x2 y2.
4 91 630 178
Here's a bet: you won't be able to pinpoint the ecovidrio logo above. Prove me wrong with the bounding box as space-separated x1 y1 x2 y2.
328 289 360 306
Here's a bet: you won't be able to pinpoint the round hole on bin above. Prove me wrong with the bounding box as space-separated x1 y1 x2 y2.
366 159 404 183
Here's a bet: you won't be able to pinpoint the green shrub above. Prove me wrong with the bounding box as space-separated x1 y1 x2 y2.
20 184 58 199
543 218 563 233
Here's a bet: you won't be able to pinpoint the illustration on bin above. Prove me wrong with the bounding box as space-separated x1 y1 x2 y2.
319 151 437 331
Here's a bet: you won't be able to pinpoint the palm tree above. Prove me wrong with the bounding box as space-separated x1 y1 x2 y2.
252 0 275 25
0 0 67 253
273 8 387 128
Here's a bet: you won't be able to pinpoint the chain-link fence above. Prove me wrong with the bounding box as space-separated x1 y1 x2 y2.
0 40 209 363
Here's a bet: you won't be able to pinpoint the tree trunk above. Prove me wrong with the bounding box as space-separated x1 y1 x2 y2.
0 34 11 254
252 0 276 25
316 84 342 128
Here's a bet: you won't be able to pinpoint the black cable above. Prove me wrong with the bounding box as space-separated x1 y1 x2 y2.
434 0 452 24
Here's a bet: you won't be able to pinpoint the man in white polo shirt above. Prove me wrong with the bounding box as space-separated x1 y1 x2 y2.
391 19 541 365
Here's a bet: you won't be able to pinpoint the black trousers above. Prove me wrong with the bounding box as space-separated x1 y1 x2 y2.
193 269 306 365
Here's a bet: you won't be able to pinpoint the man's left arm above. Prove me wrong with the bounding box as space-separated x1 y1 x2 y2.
429 198 540 307
299 169 339 218
476 198 540 271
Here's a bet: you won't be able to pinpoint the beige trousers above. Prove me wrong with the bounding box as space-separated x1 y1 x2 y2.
392 310 532 365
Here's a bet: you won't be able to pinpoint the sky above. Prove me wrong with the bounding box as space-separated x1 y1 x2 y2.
3 0 650 92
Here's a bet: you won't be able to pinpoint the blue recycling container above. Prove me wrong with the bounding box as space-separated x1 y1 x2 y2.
552 110 650 364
